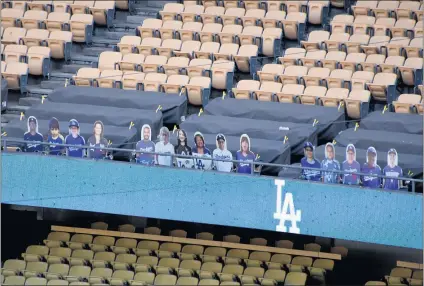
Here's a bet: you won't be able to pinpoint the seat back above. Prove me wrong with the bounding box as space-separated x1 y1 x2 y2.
47 31 72 59
98 51 122 71
70 14 93 43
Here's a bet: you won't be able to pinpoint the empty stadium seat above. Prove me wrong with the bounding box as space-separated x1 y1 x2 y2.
45 263 69 280
262 10 286 29
234 44 258 73
199 23 222 43
180 4 205 23
28 1 52 12
282 12 306 41
98 51 122 71
157 39 182 58
45 12 70 32
1 8 24 28
218 24 242 44
47 31 72 61
22 29 49 48
299 50 326 67
70 14 93 43
301 30 330 51
343 34 370 54
201 6 225 24
232 80 261 100
300 86 327 105
161 74 189 94
2 27 27 46
53 1 74 13
137 19 163 39
22 245 49 262
277 84 305 103
257 64 285 82
179 21 203 42
137 37 162 56
117 36 141 55
255 81 283 101
279 65 308 85
322 51 347 70
278 47 306 66
210 60 235 90
160 3 185 22
118 53 144 72
97 70 123 88
4 44 27 64
186 58 212 77
159 20 183 40
302 67 330 87
90 1 115 28
323 33 350 51
340 52 367 71
27 46 50 76
21 10 48 30
2 62 28 94
154 274 177 286
11 1 28 11
144 227 161 235
390 18 416 38
72 67 100 87
393 94 422 114
174 40 201 58
398 57 423 86
143 72 167 92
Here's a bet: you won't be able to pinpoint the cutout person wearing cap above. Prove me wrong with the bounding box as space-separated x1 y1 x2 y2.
46 117 65 155
383 149 403 190
300 142 321 181
342 144 360 185
65 119 86 158
361 146 382 188
213 133 233 172
24 116 44 152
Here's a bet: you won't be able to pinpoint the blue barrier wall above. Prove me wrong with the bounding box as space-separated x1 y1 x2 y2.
2 153 422 249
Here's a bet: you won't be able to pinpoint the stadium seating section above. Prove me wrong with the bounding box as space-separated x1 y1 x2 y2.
365 261 423 286
1 222 346 286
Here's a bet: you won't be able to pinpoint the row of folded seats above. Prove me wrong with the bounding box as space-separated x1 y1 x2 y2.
183 0 343 10
1 45 50 75
352 0 423 20
366 267 423 286
158 1 328 26
1 0 116 27
329 14 422 38
1 12 94 43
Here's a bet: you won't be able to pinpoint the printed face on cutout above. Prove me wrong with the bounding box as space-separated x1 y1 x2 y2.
178 130 186 142
389 153 396 166
326 145 334 160
347 151 355 163
51 128 59 137
163 131 169 144
368 152 376 165
305 148 313 159
94 123 102 136
195 136 204 148
71 126 78 137
29 122 36 132
218 139 225 150
143 127 150 140
241 140 249 152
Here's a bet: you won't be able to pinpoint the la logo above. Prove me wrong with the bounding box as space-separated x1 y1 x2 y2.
273 179 301 234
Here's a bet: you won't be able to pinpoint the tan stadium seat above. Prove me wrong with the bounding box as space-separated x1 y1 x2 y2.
88 268 113 285
412 270 423 280
154 274 177 286
339 52 367 71
343 34 370 54
267 254 292 270
260 269 286 285
255 81 282 101
90 1 115 27
90 235 115 252
110 270 135 286
69 249 94 266
234 44 258 73
199 279 220 286
241 8 266 27
160 20 183 40
225 248 249 264
4 275 26 285
352 1 378 17
300 86 327 105
122 71 145 90
137 37 162 56
221 7 246 25
278 47 306 66
47 31 72 60
53 1 74 13
46 12 71 31
142 72 167 92
161 74 189 93
200 6 225 24
199 23 222 43
321 87 349 107
179 245 204 261
163 56 190 75
2 259 26 277
28 1 52 11
366 72 397 102
11 1 28 11
285 1 307 13
364 282 387 286
157 242 183 258
141 54 167 73
383 36 410 56
180 4 205 23
279 65 308 85
159 3 185 22
22 29 50 48
194 42 221 59
98 51 122 71
322 51 346 70
218 24 243 44
404 37 423 58
239 26 263 46
186 58 212 77
1 8 24 28
134 255 158 273
202 0 219 8
299 50 326 67
27 46 50 76
282 12 307 40
96 69 123 88
398 57 424 86
23 262 48 278
240 267 265 285
177 277 198 286
91 251 116 268
118 53 144 71
219 265 244 282
25 277 47 286
202 247 227 263
196 232 214 240
155 257 181 275
326 68 352 89
373 17 396 36
157 39 182 58
70 1 94 14
352 15 375 35
360 53 386 72
132 272 155 285
144 227 162 235
117 36 141 55
113 254 137 271
257 64 284 82
45 264 70 280
223 0 239 9
179 21 203 42
262 27 283 57
330 246 348 257
351 70 375 90
393 94 422 113
214 43 239 61
243 0 261 10
330 14 354 34
372 1 399 19
21 10 48 30
46 247 72 265
66 266 91 283
385 268 413 285
390 18 416 38
396 1 420 19
323 33 350 51
174 40 201 58
2 62 29 94
302 67 331 87
72 67 100 87
2 27 27 46
277 84 305 103
414 21 423 37
275 240 294 249
137 18 163 39
262 10 286 29
4 44 28 64
246 251 271 267
70 14 94 43
307 1 329 25
232 80 261 99
211 60 235 90
44 232 71 248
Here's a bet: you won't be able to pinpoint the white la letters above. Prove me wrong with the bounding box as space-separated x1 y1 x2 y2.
273 179 301 234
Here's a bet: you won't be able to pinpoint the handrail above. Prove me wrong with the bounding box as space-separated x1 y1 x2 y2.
51 225 342 260
397 260 423 270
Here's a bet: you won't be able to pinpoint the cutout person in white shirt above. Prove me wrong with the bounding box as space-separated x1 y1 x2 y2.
155 127 175 167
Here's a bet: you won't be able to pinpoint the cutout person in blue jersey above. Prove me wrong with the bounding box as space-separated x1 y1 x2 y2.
65 119 86 158
236 134 256 174
24 116 44 152
321 142 340 184
300 142 321 181
383 148 403 190
135 124 155 166
361 146 382 189
88 121 108 160
46 117 65 156
342 144 361 185
192 131 212 170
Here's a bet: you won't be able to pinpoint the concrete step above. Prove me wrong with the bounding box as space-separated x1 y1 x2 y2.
19 97 42 107
6 104 30 113
127 15 147 24
40 80 67 89
26 86 52 97
1 114 21 123
82 46 115 57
